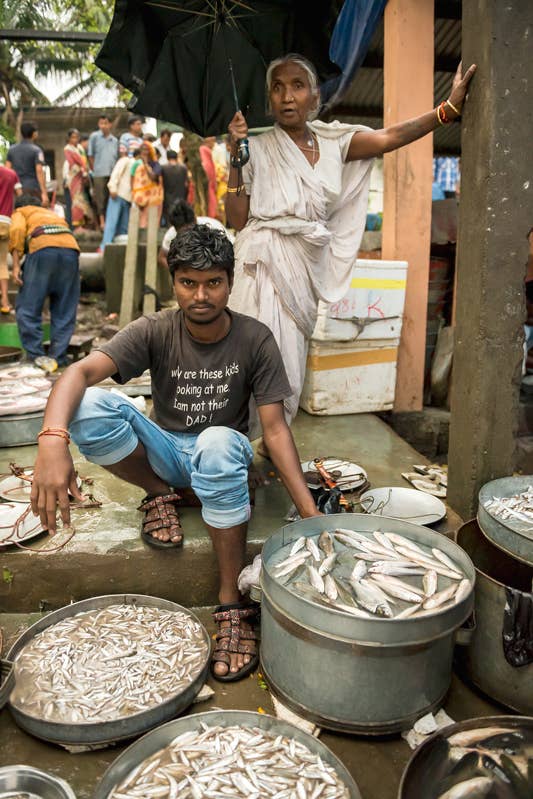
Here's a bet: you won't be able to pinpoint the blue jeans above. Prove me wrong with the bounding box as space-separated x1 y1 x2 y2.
70 388 254 529
101 196 130 248
16 247 80 363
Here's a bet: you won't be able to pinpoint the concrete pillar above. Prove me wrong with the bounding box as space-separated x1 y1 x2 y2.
382 0 434 411
447 0 532 519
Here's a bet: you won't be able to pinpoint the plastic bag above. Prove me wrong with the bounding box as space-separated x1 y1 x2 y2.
238 553 262 596
502 586 533 667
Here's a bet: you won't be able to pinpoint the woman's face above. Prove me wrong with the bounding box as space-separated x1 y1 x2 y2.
69 131 80 146
269 62 317 129
140 143 151 158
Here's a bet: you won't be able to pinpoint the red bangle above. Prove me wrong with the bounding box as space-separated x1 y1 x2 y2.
437 101 451 124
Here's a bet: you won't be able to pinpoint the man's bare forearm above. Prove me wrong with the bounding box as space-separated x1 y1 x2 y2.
264 424 318 518
41 365 91 430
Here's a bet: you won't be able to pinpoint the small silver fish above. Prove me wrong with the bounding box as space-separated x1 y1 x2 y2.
318 530 335 555
431 547 461 573
289 536 306 556
306 536 322 562
454 578 471 604
350 560 367 581
423 583 457 610
318 552 337 577
307 564 325 593
423 570 438 597
324 574 339 601
384 532 426 554
436 776 493 799
368 576 421 604
369 560 425 575
349 578 393 618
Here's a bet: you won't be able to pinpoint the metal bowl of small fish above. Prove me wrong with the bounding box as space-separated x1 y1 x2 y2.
399 715 533 799
6 595 210 746
478 476 533 566
0 765 76 799
94 709 361 799
261 513 475 733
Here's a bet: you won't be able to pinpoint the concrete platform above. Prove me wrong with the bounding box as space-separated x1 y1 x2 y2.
0 411 461 613
0 608 501 799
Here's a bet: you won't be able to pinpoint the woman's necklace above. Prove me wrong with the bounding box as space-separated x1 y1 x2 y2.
295 128 317 165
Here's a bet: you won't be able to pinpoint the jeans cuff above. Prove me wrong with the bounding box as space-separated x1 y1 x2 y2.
201 502 251 529
77 433 139 466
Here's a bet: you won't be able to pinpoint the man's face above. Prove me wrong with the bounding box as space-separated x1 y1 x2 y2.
173 266 232 326
98 117 112 136
131 119 143 137
161 132 171 147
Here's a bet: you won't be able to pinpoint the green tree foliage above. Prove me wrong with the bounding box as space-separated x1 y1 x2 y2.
0 0 116 134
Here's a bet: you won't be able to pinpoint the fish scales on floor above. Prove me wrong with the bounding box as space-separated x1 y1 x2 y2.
109 723 350 799
10 605 208 723
271 529 470 619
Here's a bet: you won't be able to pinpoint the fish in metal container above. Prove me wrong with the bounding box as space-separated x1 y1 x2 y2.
109 723 350 799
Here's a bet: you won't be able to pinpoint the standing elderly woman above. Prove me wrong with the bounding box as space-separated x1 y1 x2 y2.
227 54 475 442
64 128 94 230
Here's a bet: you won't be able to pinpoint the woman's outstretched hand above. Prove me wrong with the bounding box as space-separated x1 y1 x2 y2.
447 62 477 116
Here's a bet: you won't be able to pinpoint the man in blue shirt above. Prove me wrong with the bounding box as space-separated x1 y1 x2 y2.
6 122 48 207
88 115 118 230
119 115 144 159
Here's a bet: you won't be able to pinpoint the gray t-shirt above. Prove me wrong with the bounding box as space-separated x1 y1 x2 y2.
97 309 291 435
6 140 45 192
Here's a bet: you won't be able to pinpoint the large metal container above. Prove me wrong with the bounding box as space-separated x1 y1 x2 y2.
455 519 533 714
261 513 475 735
94 709 362 799
478 475 533 565
0 765 76 799
0 410 44 447
6 594 210 746
399 715 533 799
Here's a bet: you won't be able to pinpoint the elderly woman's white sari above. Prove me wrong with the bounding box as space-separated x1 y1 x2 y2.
229 120 374 433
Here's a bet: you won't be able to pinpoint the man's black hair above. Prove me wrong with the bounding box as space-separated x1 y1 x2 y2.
15 194 42 209
166 149 178 160
168 224 234 281
80 134 89 142
20 122 37 139
169 200 195 231
160 128 172 137
98 114 112 122
128 114 144 128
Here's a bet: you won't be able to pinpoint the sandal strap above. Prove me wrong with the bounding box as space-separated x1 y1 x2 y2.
138 492 181 512
212 606 259 623
216 628 257 641
138 493 183 536
211 650 231 667
214 638 256 656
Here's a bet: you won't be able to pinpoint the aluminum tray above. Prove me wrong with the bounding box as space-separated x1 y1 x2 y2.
0 411 44 448
0 765 76 799
6 594 211 746
478 475 533 566
94 709 361 799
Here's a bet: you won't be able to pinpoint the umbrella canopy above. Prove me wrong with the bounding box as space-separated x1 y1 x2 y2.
95 0 342 136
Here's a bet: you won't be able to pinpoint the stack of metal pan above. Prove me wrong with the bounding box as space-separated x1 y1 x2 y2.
0 765 76 799
260 513 475 735
5 594 211 747
454 475 533 714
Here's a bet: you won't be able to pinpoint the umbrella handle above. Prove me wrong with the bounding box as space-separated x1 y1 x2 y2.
231 138 249 168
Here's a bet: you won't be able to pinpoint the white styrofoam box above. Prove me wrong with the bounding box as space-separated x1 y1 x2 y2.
312 259 408 343
300 338 399 416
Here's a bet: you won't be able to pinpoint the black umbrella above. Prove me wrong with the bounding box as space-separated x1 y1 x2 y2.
95 0 342 137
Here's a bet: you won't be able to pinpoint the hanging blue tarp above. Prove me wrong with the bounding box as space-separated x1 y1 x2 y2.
321 0 388 110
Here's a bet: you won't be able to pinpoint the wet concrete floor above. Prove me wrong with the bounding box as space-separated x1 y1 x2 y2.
0 608 501 799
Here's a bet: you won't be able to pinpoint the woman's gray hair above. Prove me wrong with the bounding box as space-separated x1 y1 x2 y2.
265 53 321 120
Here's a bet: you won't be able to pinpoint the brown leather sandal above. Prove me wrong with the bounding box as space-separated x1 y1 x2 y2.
211 601 260 682
138 492 184 549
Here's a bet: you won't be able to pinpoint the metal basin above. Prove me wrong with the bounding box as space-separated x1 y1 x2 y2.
6 594 210 746
0 411 44 448
0 765 76 799
478 475 533 566
94 709 361 799
455 519 533 714
261 513 475 735
399 715 533 799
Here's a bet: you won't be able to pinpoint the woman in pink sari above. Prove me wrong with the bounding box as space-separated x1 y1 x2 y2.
63 129 94 229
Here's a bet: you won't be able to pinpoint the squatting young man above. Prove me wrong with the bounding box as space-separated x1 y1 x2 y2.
31 224 320 681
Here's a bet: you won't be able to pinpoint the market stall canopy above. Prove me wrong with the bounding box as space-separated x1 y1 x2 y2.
95 0 343 136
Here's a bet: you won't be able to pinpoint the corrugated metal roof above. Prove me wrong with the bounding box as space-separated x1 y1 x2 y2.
326 12 463 154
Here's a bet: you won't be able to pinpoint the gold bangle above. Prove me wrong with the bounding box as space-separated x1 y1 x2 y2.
436 107 445 126
446 99 461 116
227 187 240 193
